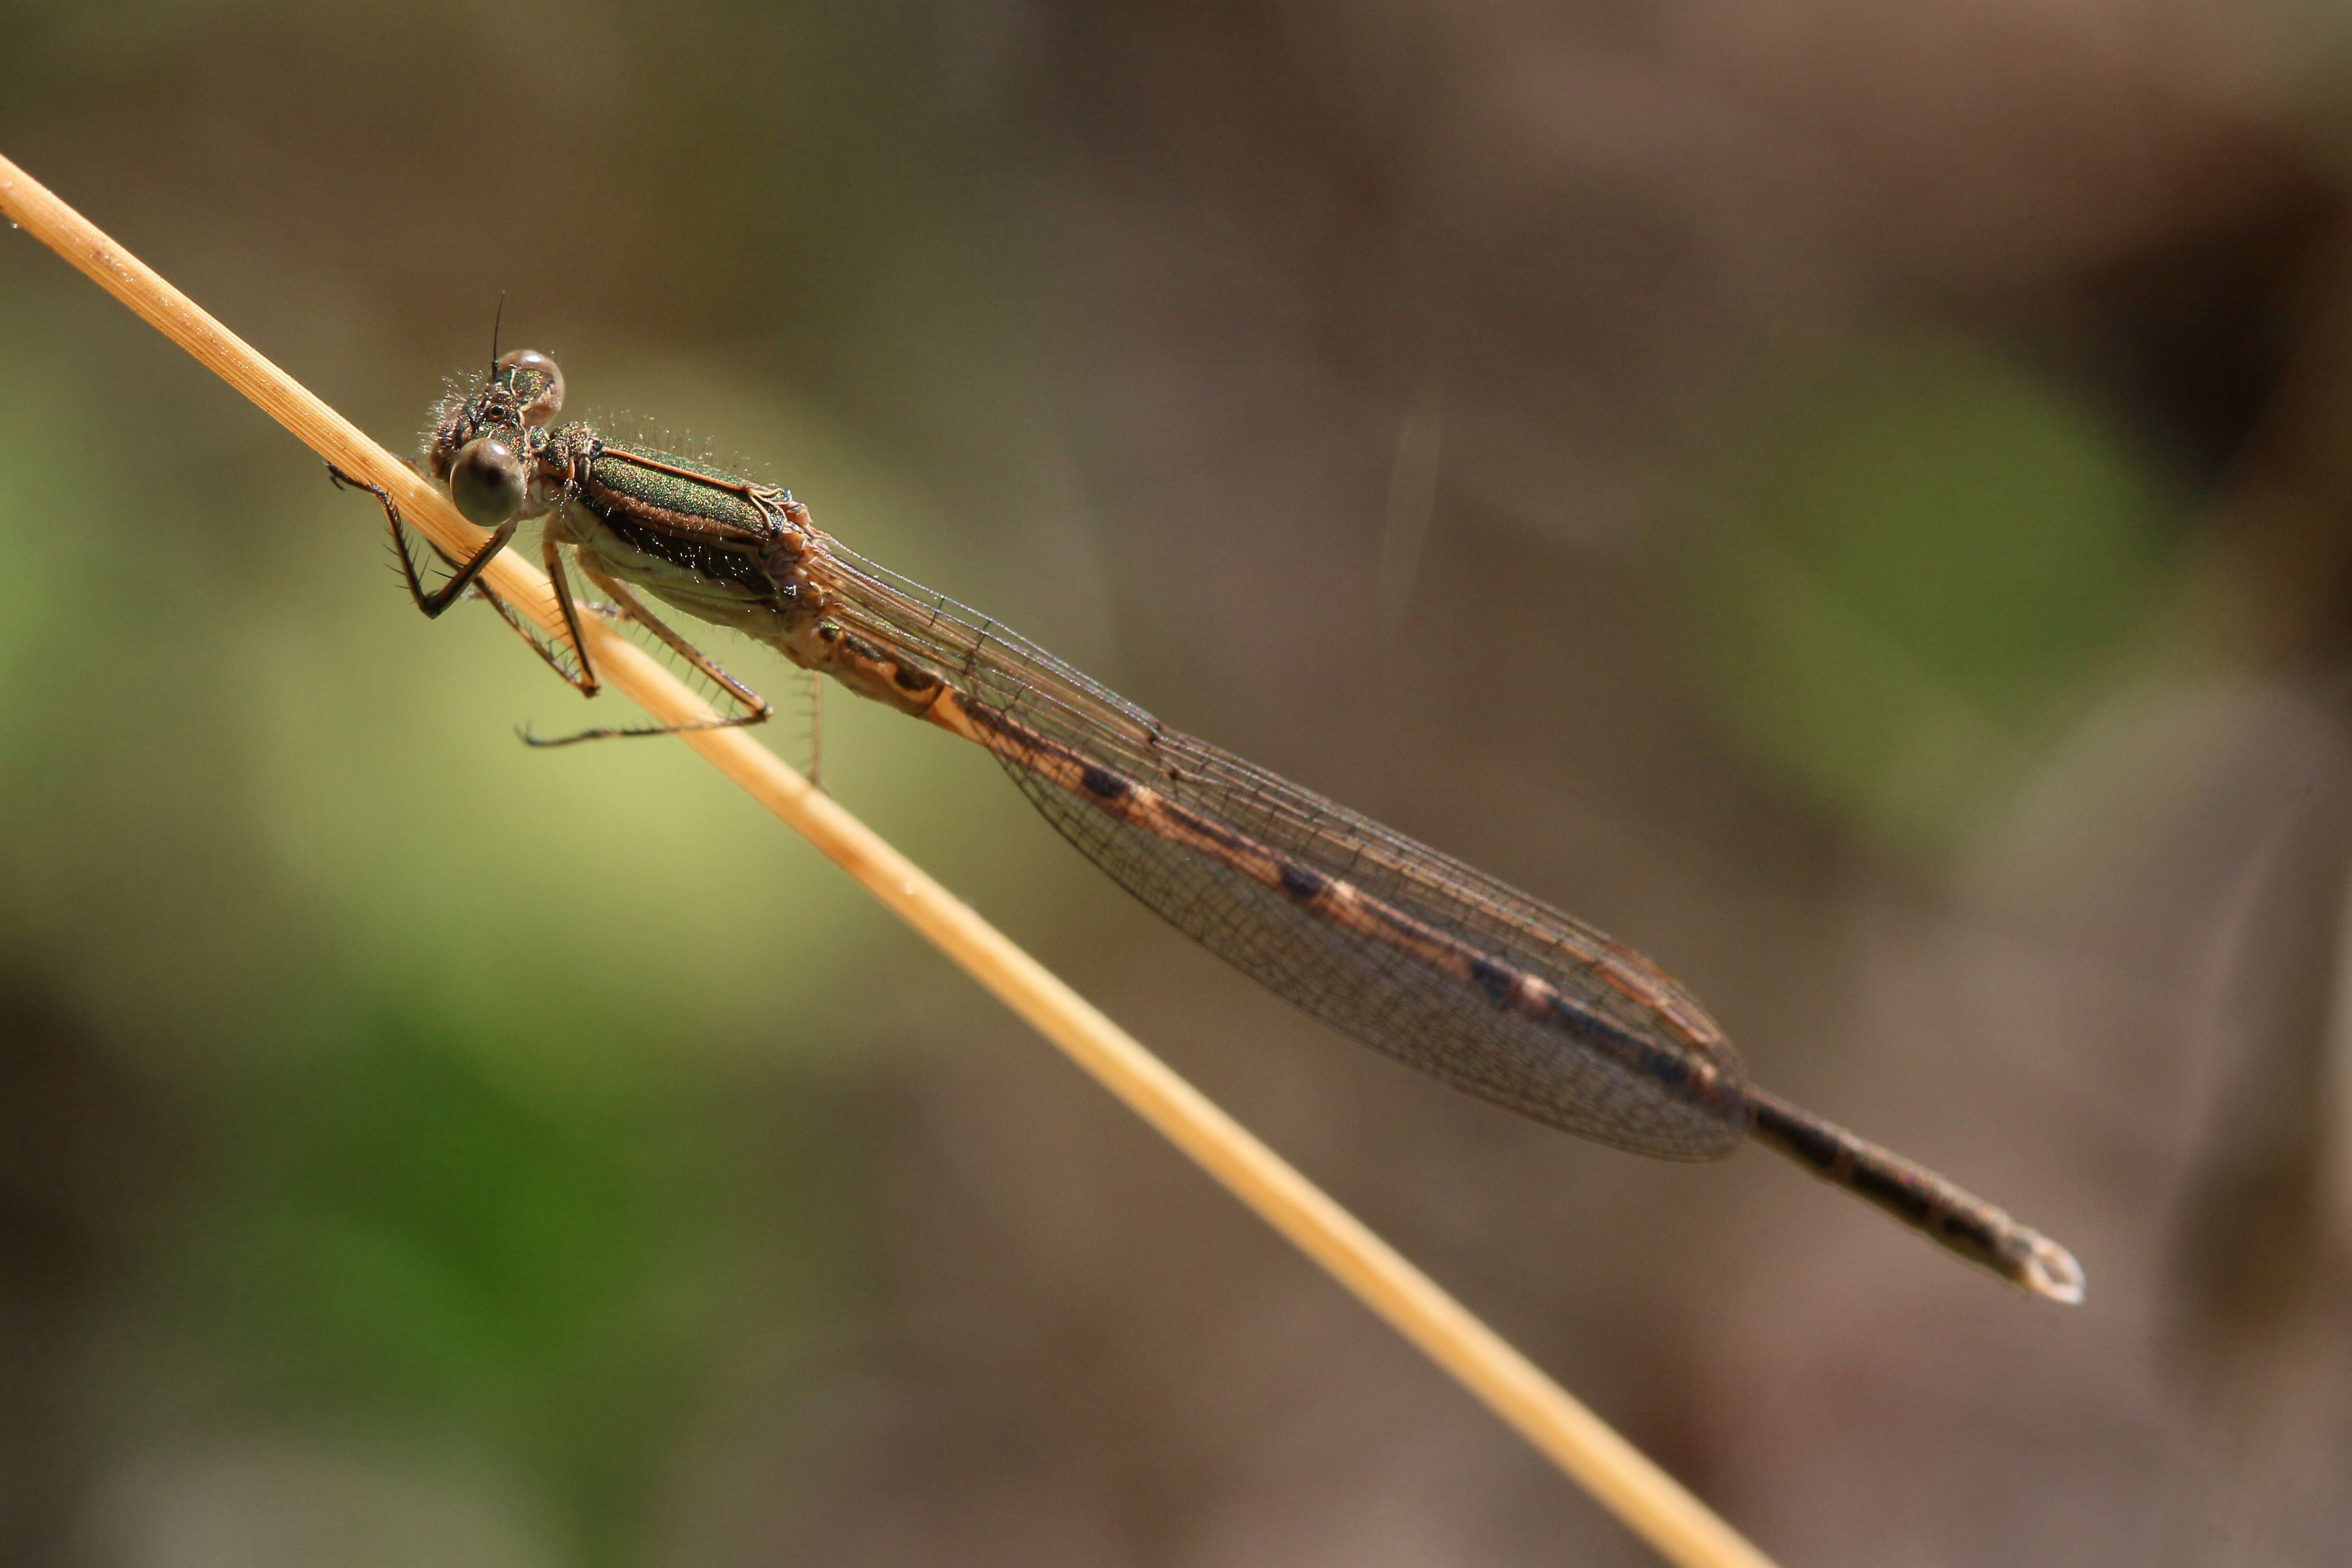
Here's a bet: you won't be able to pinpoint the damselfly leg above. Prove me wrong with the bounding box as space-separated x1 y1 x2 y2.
329 464 512 617
520 554 774 747
328 462 598 694
802 669 824 791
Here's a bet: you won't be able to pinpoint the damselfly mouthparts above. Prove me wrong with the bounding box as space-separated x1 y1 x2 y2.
341 348 2085 1304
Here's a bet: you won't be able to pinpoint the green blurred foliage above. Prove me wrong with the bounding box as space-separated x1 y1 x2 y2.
1682 333 2187 853
0 3 1077 1559
186 1015 864 1564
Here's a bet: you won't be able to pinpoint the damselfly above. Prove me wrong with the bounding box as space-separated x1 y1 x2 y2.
338 348 2085 1304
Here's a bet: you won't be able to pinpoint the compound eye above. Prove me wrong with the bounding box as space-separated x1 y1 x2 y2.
496 349 566 427
448 435 527 526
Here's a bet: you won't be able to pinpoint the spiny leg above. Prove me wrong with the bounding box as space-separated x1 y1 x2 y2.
803 668 825 792
520 564 774 746
470 563 600 695
328 464 513 617
331 461 595 693
578 567 770 721
543 534 603 698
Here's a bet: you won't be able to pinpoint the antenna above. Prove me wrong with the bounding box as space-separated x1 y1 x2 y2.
488 292 506 380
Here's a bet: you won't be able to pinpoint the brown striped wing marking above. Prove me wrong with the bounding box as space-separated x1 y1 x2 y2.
805 541 1753 1160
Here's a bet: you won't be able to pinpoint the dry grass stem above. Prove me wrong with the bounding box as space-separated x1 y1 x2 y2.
0 149 1782 1568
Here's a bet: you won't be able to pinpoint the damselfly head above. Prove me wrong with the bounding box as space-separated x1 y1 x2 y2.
422 349 567 486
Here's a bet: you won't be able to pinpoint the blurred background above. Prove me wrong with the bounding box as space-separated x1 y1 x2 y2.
3 0 2351 1563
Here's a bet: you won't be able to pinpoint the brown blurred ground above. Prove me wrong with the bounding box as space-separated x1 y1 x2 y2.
5 1 2352 1564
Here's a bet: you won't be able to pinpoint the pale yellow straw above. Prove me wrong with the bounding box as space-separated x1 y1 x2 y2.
0 151 1779 1568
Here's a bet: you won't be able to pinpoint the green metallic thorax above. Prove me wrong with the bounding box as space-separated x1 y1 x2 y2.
580 440 772 534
